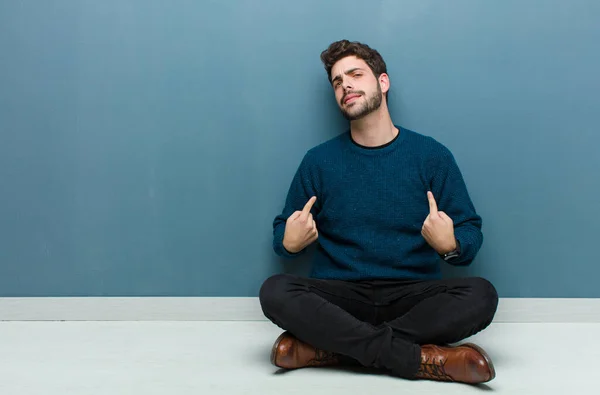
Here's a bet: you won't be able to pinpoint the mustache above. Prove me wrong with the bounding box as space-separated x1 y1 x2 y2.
341 90 365 105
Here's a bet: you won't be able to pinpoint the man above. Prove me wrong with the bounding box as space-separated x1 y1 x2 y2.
259 40 498 384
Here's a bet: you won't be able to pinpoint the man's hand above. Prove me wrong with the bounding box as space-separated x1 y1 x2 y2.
421 191 457 254
283 196 319 254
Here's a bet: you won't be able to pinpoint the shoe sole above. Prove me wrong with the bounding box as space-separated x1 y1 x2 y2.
461 342 496 382
270 331 290 367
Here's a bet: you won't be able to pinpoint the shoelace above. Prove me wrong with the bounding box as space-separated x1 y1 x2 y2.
418 356 453 381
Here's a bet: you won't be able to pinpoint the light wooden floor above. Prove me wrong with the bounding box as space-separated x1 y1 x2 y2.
0 321 597 394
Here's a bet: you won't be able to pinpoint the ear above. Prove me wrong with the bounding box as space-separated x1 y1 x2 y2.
378 73 390 94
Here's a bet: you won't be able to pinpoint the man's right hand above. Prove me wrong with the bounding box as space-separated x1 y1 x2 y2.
282 196 319 254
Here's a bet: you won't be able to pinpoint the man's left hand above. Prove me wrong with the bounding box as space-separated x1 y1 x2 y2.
421 191 457 254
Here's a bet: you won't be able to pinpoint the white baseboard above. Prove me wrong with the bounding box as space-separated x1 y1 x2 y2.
1 297 599 322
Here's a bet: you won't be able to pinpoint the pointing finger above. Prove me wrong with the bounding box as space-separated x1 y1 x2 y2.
427 191 438 214
300 196 317 220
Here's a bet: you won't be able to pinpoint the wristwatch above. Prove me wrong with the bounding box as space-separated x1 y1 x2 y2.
441 238 461 261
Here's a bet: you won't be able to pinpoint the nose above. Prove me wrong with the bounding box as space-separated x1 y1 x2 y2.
342 77 354 91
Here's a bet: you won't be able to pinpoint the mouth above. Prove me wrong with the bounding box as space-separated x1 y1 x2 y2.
343 94 361 104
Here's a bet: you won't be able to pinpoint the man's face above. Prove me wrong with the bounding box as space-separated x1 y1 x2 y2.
330 56 387 121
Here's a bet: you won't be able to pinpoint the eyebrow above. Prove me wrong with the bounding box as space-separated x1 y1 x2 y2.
331 67 364 85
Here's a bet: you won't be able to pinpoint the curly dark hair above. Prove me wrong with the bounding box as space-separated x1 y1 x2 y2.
320 40 388 100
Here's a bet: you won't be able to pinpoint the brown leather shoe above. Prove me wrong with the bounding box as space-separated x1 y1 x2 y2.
416 343 495 384
270 331 340 369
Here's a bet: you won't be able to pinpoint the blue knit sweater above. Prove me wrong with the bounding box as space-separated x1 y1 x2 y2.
272 126 483 281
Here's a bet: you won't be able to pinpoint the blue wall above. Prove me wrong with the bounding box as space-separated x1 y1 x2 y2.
1 1 599 297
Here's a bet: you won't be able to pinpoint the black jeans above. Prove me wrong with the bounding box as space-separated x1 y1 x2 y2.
259 274 499 379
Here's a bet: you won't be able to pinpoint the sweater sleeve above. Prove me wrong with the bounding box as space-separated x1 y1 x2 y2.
427 144 483 266
272 153 320 258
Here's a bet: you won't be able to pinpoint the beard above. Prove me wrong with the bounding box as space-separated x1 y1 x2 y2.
339 82 383 121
